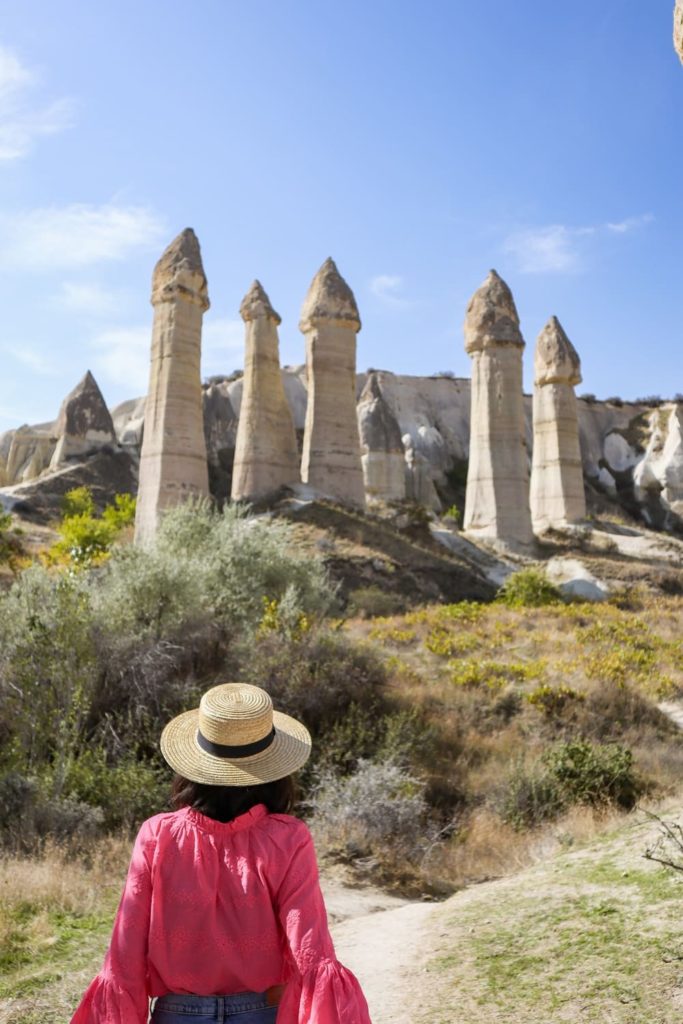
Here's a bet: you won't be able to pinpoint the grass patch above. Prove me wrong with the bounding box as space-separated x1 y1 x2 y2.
420 814 683 1022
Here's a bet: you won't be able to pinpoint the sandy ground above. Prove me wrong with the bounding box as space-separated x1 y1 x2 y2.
321 874 437 1024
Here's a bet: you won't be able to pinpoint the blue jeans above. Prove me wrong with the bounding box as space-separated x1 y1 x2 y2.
151 992 278 1024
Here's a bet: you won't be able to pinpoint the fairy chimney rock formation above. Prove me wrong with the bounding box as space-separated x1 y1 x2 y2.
50 370 115 469
299 258 366 507
134 228 210 546
357 372 406 502
463 269 533 547
675 1 683 62
230 281 300 502
530 316 586 531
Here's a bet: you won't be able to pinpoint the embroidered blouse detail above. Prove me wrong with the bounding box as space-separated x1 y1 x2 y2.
71 805 371 1024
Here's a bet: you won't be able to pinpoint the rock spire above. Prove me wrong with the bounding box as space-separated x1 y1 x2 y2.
530 316 586 531
230 281 300 502
50 370 115 469
299 258 366 507
463 270 533 547
357 372 406 502
675 0 683 62
134 228 210 546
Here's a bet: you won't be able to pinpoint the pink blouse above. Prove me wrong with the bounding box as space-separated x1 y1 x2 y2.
71 804 371 1024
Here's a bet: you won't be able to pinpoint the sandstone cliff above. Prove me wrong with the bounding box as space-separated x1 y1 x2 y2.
2 368 682 533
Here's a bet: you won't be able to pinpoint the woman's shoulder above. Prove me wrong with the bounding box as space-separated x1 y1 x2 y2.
260 811 315 853
136 808 188 842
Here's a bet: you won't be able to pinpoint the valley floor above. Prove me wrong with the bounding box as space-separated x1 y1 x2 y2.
3 805 683 1024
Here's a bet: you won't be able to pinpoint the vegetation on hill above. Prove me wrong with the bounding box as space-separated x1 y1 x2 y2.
420 810 683 1023
0 496 682 895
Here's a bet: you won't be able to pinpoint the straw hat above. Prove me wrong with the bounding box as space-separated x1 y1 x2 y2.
160 683 311 786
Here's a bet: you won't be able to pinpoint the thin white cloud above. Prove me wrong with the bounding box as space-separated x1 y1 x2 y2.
56 281 123 316
2 342 58 377
89 316 244 393
503 214 653 274
0 45 74 161
369 274 411 307
0 203 167 270
606 213 654 234
503 225 579 273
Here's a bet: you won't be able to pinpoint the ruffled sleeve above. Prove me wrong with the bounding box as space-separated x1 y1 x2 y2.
71 820 155 1024
275 826 372 1024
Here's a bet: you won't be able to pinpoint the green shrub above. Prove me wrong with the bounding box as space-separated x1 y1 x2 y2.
543 740 640 809
497 568 563 608
496 758 565 830
0 511 25 572
0 568 98 794
346 586 406 619
526 684 585 717
50 487 136 567
93 501 333 642
240 630 387 740
61 486 95 518
63 749 169 831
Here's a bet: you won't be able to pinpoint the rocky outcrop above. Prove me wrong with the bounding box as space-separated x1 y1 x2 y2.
357 372 406 503
0 448 137 522
231 282 300 502
134 228 210 546
675 0 683 62
3 426 55 484
300 258 365 507
463 270 533 548
530 317 585 532
50 370 116 469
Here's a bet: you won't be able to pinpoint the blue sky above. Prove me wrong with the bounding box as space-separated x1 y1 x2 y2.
0 0 680 431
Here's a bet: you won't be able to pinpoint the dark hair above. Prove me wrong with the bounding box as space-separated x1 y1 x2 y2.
170 773 298 823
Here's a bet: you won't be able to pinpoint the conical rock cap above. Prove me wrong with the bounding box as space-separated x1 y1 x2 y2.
464 269 523 353
299 258 361 332
54 369 115 439
152 228 209 309
240 280 281 324
534 316 581 386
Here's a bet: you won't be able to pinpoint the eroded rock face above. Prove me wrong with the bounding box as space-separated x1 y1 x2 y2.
357 372 406 503
5 427 55 484
675 0 683 62
463 270 533 547
300 258 365 507
134 228 210 546
50 370 116 469
230 281 300 502
530 317 586 531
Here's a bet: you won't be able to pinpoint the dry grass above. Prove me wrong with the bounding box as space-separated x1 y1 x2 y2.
0 838 130 1022
418 799 683 1023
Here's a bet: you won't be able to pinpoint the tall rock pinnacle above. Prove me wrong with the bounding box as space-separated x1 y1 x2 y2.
230 280 300 502
463 269 533 548
530 316 586 531
299 258 365 507
134 228 210 545
357 372 406 503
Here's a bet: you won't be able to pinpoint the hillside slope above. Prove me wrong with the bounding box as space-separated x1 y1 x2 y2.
386 807 683 1023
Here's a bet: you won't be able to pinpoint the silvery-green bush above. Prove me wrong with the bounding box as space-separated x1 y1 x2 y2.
309 758 432 862
93 501 334 641
0 502 335 837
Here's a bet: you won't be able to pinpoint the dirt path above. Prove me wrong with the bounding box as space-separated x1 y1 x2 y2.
321 876 436 1024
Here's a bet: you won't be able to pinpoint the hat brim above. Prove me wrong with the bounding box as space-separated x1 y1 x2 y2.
160 708 312 786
